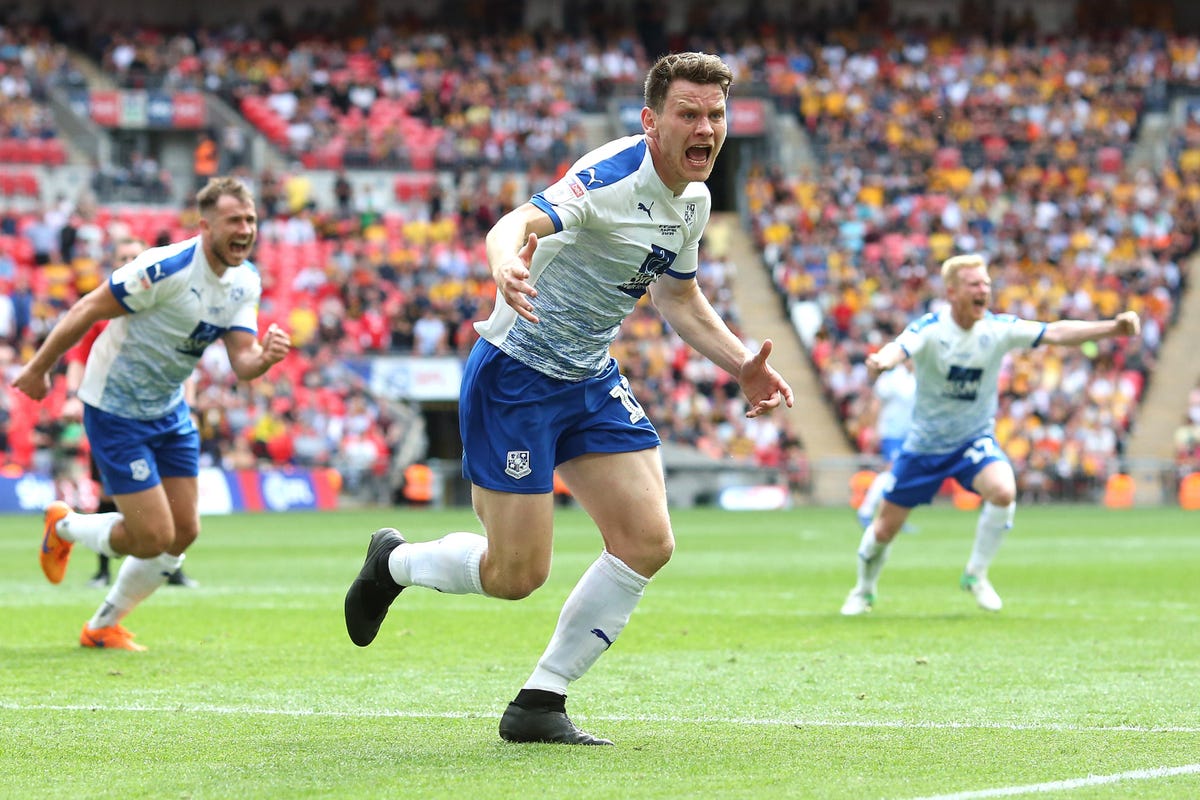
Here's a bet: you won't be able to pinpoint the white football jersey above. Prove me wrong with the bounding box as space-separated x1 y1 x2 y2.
79 236 261 420
896 311 1046 453
474 134 710 380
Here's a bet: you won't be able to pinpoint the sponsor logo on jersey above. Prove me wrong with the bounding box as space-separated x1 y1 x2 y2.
683 202 696 224
176 320 226 357
943 365 983 401
617 244 677 298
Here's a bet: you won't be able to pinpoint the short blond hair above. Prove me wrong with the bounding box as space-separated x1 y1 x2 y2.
941 254 987 285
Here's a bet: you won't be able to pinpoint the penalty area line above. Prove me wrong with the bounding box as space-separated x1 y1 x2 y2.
901 763 1200 800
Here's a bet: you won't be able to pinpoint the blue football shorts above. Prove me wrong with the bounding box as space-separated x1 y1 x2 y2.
83 402 200 496
878 435 906 463
459 339 661 494
883 434 1008 508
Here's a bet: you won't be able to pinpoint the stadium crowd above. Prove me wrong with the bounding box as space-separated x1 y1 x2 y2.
744 29 1199 500
5 14 1200 505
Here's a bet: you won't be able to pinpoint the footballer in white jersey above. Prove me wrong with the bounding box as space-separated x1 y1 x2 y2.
13 177 290 651
343 54 794 746
474 134 709 382
80 236 261 421
895 310 1044 456
841 254 1140 618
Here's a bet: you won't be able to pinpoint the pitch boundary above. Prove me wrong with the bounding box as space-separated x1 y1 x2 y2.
899 763 1200 799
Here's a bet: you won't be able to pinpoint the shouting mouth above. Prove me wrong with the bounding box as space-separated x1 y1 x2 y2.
227 240 253 260
686 145 712 169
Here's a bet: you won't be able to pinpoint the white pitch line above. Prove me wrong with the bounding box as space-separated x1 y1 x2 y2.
1 702 1198 734
901 763 1200 799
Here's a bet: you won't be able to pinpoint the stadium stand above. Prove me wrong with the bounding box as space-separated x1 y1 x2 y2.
3 7 1198 506
746 30 1198 501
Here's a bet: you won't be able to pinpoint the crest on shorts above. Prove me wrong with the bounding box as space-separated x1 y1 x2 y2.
129 458 151 482
683 203 696 225
505 450 531 480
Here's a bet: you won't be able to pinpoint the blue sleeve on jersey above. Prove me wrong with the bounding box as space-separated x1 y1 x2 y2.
906 312 939 333
109 274 136 312
109 242 195 311
530 196 564 232
575 140 645 186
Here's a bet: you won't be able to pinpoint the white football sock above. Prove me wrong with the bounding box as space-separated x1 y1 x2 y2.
855 522 891 594
57 512 121 558
88 553 184 630
388 532 486 595
966 501 1015 576
524 551 649 695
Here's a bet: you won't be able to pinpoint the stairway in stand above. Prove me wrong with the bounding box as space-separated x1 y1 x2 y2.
708 212 857 505
1124 252 1200 503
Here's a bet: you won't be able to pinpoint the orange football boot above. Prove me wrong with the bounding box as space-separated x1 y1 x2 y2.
39 501 73 584
80 624 147 652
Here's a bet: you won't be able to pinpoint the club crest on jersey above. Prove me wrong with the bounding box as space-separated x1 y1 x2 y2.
505 450 531 480
684 203 696 225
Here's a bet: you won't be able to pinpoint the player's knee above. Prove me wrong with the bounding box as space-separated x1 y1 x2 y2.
608 532 673 578
172 522 200 551
986 486 1016 507
873 521 901 544
122 526 174 558
487 565 550 600
644 535 674 574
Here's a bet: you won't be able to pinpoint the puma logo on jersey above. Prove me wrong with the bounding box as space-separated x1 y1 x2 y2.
637 201 654 219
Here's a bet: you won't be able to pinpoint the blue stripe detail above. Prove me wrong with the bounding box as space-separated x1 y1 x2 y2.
530 196 563 232
664 267 693 280
111 279 134 313
110 243 197 308
575 140 645 188
907 311 939 333
155 245 196 279
1030 322 1047 347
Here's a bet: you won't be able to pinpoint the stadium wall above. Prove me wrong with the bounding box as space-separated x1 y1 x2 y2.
0 467 341 515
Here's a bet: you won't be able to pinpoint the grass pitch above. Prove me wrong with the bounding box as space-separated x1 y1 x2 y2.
1 504 1197 799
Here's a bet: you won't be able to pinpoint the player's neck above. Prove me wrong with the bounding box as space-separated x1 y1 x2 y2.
201 245 228 278
950 310 977 331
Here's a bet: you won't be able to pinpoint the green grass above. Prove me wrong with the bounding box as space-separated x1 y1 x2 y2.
1 504 1197 799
